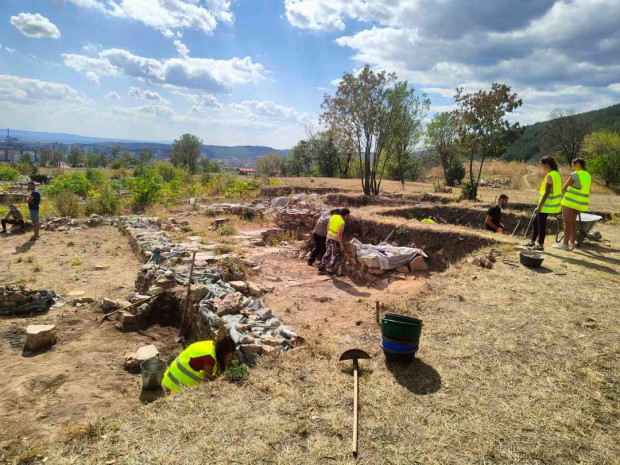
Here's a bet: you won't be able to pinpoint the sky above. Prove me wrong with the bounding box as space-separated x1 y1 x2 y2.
0 0 618 149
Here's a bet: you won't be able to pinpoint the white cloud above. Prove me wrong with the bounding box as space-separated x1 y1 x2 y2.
5 47 18 54
82 42 102 53
174 39 190 58
104 92 121 100
230 100 301 121
65 0 233 36
10 12 61 39
109 104 175 120
422 87 455 98
0 74 91 104
128 86 170 104
64 48 266 93
171 90 222 109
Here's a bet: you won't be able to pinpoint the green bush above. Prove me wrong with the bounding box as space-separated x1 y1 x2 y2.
459 181 477 201
155 161 178 182
0 165 19 181
46 173 92 196
85 168 106 185
130 170 163 212
54 190 80 217
223 360 249 382
85 184 121 215
217 223 236 236
446 160 466 186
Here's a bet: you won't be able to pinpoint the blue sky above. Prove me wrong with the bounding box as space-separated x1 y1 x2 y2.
0 0 618 148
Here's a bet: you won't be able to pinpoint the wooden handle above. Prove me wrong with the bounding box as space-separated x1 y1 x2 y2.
352 366 359 455
375 300 381 325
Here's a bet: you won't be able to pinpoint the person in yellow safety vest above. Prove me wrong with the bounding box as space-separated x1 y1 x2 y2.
318 208 350 277
524 156 562 251
162 337 236 393
554 158 592 251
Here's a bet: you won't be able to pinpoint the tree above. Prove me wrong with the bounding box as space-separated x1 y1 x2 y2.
121 150 135 167
51 149 64 168
200 157 220 173
19 153 33 164
67 147 84 167
171 133 202 173
386 82 430 188
286 140 314 176
427 113 465 186
452 84 522 201
138 149 153 166
321 66 421 195
109 144 121 159
256 153 284 176
38 148 52 167
582 130 620 186
543 108 592 165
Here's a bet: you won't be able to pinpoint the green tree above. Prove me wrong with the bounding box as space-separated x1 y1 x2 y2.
286 140 314 176
51 149 64 168
386 82 430 188
582 130 620 187
138 148 154 166
67 147 84 167
308 130 339 178
427 113 465 186
321 65 419 195
200 157 220 173
121 150 135 167
453 84 522 200
256 153 284 176
171 133 202 173
543 108 592 165
38 148 52 167
19 152 33 164
109 144 121 159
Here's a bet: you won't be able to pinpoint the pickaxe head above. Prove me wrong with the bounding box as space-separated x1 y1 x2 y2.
339 349 371 369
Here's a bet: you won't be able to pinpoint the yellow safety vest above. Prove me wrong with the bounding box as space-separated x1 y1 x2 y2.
162 341 217 392
561 170 591 212
538 170 562 214
327 214 345 238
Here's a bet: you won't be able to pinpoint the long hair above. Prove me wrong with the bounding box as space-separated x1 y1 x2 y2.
540 155 559 171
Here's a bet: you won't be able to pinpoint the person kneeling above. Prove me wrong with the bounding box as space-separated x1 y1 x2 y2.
162 337 236 393
1 205 25 234
485 194 508 233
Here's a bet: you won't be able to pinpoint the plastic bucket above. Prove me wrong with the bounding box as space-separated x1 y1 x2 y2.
140 357 167 390
380 315 423 341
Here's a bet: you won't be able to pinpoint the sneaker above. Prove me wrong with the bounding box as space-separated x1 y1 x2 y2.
307 260 314 266
568 242 576 251
523 242 535 248
552 243 568 250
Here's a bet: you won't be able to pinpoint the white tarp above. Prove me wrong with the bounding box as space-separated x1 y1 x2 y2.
350 238 428 270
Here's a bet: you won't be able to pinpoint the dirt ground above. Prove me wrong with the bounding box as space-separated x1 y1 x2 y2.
0 227 181 452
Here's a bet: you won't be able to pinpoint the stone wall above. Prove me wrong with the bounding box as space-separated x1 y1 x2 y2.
0 286 55 314
273 208 319 231
0 192 29 204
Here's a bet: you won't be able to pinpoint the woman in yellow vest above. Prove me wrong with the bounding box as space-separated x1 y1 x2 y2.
554 158 591 251
525 156 562 251
319 208 350 277
162 337 236 393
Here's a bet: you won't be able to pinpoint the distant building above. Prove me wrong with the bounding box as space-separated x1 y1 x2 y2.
236 167 255 176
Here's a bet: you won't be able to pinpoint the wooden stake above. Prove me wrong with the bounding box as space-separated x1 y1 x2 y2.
177 251 197 340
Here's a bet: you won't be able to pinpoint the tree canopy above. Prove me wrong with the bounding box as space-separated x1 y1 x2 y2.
171 133 202 173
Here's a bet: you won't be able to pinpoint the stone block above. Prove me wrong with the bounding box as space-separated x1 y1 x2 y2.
229 281 248 292
189 284 209 302
117 311 136 329
124 344 159 371
148 285 166 296
410 256 428 271
247 283 262 297
256 308 272 321
215 293 245 316
101 298 118 312
24 325 57 353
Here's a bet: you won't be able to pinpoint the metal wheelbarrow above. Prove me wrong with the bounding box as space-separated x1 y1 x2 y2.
555 212 603 246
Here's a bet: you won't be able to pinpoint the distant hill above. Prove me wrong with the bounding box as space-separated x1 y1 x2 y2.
1 128 289 159
503 103 620 162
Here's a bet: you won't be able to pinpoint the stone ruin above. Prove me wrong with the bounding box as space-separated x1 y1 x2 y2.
117 216 301 366
42 214 115 231
0 286 56 315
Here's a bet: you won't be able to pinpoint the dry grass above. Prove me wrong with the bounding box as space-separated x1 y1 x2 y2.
43 220 619 464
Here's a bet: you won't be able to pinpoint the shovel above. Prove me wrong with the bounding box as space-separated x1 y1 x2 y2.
339 348 371 456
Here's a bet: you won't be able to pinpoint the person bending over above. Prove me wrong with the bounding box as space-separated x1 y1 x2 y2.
319 208 350 277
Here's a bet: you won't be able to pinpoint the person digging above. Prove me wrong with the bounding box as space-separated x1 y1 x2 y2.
161 337 236 393
318 208 350 277
1 205 26 234
485 194 508 233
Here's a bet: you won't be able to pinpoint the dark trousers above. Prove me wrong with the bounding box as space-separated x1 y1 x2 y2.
2 219 25 231
531 213 548 245
308 234 327 264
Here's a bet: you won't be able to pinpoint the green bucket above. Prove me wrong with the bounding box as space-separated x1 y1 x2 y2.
380 314 423 341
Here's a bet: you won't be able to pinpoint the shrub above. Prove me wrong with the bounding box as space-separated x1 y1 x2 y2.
85 184 121 215
0 165 19 181
130 170 163 212
54 190 80 217
85 168 105 185
459 181 477 201
46 173 92 196
155 161 178 182
223 360 249 382
217 223 236 236
16 162 37 176
446 160 466 186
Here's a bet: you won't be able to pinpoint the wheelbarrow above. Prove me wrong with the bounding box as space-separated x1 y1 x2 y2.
555 212 603 246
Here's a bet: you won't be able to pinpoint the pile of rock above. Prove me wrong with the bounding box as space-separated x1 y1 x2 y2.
118 216 183 263
471 248 502 269
42 214 113 231
273 208 318 231
161 217 190 232
0 192 29 204
121 216 300 365
479 177 511 188
0 286 49 311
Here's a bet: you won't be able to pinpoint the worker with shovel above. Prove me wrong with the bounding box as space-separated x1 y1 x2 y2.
161 337 236 393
